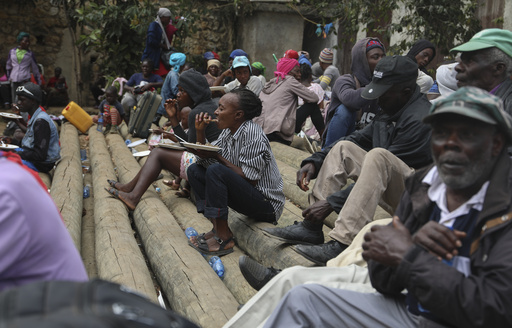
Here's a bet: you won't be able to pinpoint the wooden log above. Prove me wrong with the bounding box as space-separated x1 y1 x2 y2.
270 141 309 169
38 172 51 190
89 129 157 302
106 134 239 328
50 122 83 250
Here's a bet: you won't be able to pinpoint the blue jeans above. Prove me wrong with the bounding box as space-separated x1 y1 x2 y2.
187 163 276 223
14 148 38 172
324 104 357 149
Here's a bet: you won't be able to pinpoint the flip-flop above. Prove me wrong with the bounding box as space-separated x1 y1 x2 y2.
104 187 135 211
189 236 234 256
107 179 118 189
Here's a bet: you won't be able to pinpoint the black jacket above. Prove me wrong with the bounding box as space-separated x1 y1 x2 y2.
368 150 512 327
303 86 432 212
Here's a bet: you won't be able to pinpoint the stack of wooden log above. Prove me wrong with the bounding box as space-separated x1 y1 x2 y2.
47 121 391 328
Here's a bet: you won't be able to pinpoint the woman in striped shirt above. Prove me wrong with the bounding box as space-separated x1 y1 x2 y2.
188 89 285 256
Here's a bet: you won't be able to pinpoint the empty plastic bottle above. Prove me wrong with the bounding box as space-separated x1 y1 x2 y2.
209 256 225 279
83 184 91 198
97 113 103 132
185 227 198 240
80 149 87 161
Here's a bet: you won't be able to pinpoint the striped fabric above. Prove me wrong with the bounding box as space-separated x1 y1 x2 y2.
197 120 285 219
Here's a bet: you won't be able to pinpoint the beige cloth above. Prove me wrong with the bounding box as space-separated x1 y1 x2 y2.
311 141 415 245
223 219 391 328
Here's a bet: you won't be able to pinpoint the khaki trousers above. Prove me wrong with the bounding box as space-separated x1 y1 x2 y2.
311 141 415 245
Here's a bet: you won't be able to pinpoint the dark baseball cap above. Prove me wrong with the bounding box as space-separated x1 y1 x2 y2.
423 86 512 143
361 55 418 100
16 82 42 104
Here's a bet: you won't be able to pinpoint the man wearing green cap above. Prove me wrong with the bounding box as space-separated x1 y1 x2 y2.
452 28 512 114
259 86 512 327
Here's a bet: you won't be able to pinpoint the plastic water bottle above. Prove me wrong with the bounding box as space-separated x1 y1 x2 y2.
185 227 198 240
125 139 132 146
83 184 91 198
209 256 225 279
80 149 87 161
97 113 103 132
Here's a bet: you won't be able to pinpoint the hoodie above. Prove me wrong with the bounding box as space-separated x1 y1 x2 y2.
254 76 318 142
173 69 221 143
323 38 383 138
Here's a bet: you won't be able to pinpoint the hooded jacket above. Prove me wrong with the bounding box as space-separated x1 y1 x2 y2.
173 69 221 143
323 38 382 140
369 150 512 328
254 76 318 142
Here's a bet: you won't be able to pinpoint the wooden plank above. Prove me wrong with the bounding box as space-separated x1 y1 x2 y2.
50 122 83 250
107 134 238 328
89 129 157 302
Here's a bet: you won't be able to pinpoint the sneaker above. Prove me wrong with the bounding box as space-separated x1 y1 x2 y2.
110 125 118 134
262 221 324 245
239 256 281 291
293 240 348 266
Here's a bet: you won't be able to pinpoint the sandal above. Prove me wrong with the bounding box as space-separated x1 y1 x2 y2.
188 230 215 247
189 236 234 256
107 179 118 189
175 187 190 198
104 187 135 211
163 179 180 190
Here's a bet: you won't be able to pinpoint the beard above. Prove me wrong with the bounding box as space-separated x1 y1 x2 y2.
434 151 495 190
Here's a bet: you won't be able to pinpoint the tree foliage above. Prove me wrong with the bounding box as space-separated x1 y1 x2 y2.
71 0 206 78
291 0 481 55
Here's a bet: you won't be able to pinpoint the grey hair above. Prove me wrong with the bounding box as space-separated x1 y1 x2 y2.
482 47 512 76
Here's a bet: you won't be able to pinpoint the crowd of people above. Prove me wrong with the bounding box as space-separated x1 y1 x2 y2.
2 5 512 326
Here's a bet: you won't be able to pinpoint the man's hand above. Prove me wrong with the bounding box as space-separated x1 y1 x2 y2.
362 216 413 266
296 163 316 191
302 200 333 223
412 221 465 261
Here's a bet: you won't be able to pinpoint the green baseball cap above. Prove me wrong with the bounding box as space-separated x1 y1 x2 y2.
451 28 512 58
423 86 512 143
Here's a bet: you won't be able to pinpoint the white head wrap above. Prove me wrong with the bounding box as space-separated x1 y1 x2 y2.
156 8 172 49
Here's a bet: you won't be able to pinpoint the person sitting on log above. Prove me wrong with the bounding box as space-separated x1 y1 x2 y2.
187 89 285 256
212 56 264 96
92 86 126 134
3 83 61 173
105 69 221 210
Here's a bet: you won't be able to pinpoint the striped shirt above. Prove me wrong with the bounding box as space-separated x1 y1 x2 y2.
197 120 285 219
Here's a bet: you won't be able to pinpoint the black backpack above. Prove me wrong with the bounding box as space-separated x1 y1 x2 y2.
0 279 200 328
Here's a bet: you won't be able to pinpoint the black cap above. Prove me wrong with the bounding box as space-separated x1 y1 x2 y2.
16 82 42 104
361 55 418 99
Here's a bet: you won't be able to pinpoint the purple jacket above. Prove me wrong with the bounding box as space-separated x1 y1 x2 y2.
6 47 41 84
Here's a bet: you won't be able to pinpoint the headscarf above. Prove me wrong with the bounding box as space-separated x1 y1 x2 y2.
230 49 248 59
406 39 436 73
169 52 187 72
17 32 30 43
274 58 299 83
298 55 311 67
284 49 299 59
436 62 458 96
156 8 172 49
251 62 266 76
208 59 221 69
157 8 172 17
